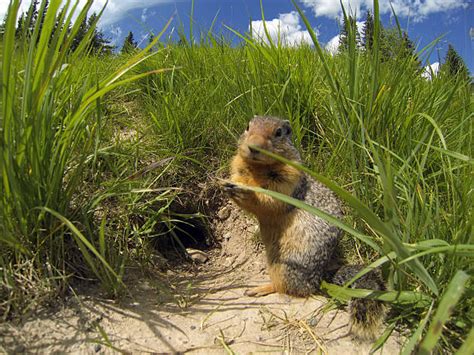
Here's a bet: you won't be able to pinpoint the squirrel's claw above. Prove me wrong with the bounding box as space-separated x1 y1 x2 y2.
218 179 237 191
220 180 250 199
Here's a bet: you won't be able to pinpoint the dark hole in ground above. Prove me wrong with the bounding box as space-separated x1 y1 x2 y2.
152 213 213 261
151 184 226 263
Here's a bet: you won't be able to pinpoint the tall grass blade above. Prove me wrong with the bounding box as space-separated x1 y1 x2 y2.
419 270 469 353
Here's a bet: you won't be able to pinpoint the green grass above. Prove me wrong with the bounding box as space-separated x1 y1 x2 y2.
1 0 472 352
0 0 176 314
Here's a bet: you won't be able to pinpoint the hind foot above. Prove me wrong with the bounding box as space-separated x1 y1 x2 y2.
245 283 275 297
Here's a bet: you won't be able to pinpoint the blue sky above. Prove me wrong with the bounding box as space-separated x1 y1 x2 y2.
1 1 473 73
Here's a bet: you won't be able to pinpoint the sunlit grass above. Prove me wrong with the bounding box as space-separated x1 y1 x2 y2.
0 0 173 316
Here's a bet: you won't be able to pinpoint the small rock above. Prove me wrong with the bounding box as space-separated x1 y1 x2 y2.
224 256 236 267
186 248 209 263
249 224 259 233
190 325 196 330
94 344 102 353
217 207 231 220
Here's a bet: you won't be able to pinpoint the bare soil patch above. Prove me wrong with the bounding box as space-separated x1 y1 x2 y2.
1 202 402 354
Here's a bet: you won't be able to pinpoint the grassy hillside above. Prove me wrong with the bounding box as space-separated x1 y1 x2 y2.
1 0 472 352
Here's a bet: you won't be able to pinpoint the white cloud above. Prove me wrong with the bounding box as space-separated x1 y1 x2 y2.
141 8 157 24
0 1 31 22
325 34 340 54
250 11 316 46
141 8 148 23
421 61 440 80
0 1 176 26
81 0 177 26
301 0 468 22
301 0 365 18
109 25 123 46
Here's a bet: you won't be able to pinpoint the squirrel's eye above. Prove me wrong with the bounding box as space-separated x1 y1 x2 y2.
246 124 250 131
275 128 282 137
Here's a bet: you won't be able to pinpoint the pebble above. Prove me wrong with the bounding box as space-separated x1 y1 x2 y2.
186 248 209 263
217 207 231 220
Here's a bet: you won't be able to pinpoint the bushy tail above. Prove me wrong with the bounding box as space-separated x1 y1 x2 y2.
329 265 387 340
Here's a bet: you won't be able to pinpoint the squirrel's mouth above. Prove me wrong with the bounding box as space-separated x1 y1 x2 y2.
241 151 275 165
240 144 275 163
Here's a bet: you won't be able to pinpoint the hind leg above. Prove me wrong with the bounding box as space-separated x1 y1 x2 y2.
245 264 285 297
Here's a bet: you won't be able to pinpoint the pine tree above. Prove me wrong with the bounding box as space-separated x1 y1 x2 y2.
121 31 138 54
400 31 420 66
400 32 415 55
51 7 67 41
339 15 360 52
25 0 39 35
0 15 7 38
148 33 155 44
339 16 349 51
15 13 25 38
147 33 157 52
441 44 470 79
87 13 113 55
37 0 49 37
379 28 402 62
363 10 374 51
71 16 88 52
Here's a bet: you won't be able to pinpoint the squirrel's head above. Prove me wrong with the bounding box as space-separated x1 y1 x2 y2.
238 116 301 165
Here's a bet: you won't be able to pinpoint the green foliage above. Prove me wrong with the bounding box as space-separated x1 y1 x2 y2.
339 7 419 70
0 0 172 317
13 1 111 55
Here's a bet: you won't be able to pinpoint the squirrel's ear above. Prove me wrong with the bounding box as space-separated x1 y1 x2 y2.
283 120 292 135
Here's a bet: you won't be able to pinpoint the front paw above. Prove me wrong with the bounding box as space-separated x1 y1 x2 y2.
220 180 250 199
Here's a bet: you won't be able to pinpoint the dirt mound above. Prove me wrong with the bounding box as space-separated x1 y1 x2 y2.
0 202 402 354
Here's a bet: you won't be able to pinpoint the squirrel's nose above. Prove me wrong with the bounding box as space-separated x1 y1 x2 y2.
248 146 259 155
246 134 267 156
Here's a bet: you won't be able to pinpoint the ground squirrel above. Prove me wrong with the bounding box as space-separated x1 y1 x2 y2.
223 116 386 339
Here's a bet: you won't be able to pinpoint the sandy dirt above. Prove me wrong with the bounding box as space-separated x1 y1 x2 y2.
1 202 402 354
